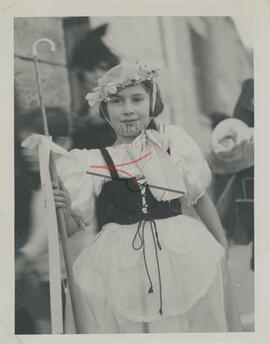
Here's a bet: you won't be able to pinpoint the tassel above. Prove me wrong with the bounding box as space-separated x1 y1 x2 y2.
159 308 163 316
148 286 153 293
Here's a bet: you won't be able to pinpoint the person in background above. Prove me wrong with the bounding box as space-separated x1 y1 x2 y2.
209 111 230 131
210 79 254 270
70 24 120 149
208 111 231 203
14 96 41 334
15 129 36 334
233 79 254 127
15 107 97 333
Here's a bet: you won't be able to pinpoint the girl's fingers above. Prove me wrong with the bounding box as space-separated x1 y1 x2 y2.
51 178 71 210
52 179 67 192
54 195 67 202
55 202 67 208
53 191 71 203
53 190 66 197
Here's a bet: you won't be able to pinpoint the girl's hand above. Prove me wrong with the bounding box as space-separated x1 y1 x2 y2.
52 178 72 215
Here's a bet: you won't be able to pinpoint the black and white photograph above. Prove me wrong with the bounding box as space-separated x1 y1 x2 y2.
1 1 270 342
13 15 254 335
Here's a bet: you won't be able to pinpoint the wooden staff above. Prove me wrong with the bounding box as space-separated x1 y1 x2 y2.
32 38 82 334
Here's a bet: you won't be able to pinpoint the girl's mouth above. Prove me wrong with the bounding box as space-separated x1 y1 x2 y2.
121 120 138 123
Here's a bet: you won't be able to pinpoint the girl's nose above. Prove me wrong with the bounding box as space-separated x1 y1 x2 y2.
123 100 135 115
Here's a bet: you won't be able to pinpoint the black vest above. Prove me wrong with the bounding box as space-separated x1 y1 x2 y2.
96 147 182 229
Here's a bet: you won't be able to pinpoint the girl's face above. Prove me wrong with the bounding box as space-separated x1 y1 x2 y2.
105 84 151 139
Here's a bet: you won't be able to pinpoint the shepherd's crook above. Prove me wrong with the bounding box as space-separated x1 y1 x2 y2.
32 38 82 334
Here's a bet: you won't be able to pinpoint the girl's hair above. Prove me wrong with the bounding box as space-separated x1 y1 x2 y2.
142 80 164 117
99 80 164 120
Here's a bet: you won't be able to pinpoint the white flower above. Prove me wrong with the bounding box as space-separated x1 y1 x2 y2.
106 83 118 95
85 92 92 100
140 64 151 73
85 92 99 106
139 64 159 81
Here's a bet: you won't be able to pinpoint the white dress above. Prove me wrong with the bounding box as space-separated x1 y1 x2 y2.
56 124 242 333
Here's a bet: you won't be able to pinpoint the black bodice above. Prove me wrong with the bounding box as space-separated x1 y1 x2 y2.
95 147 182 229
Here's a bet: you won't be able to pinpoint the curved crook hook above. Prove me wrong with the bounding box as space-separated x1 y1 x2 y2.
32 38 56 57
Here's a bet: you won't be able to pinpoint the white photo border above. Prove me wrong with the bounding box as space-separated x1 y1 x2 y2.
1 0 269 343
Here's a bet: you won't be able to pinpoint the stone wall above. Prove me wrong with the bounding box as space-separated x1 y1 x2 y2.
14 17 71 115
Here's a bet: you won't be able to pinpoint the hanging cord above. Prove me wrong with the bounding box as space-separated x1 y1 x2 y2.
132 218 163 316
149 220 163 315
131 180 163 316
132 219 154 294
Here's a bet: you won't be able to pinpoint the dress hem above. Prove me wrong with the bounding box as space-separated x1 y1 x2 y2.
109 263 223 323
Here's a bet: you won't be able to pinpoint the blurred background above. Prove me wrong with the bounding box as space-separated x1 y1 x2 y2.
14 16 254 334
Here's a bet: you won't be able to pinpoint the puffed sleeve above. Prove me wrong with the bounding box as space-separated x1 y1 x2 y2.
56 149 97 226
168 125 212 206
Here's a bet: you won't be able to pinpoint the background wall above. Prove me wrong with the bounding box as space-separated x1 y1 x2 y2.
14 16 253 156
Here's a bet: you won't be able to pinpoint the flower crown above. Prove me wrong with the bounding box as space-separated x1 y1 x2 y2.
85 62 160 107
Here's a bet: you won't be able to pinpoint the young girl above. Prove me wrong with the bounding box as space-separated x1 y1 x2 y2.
52 62 242 333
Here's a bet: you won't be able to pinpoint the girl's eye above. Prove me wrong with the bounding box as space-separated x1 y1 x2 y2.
110 98 121 104
133 97 144 103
